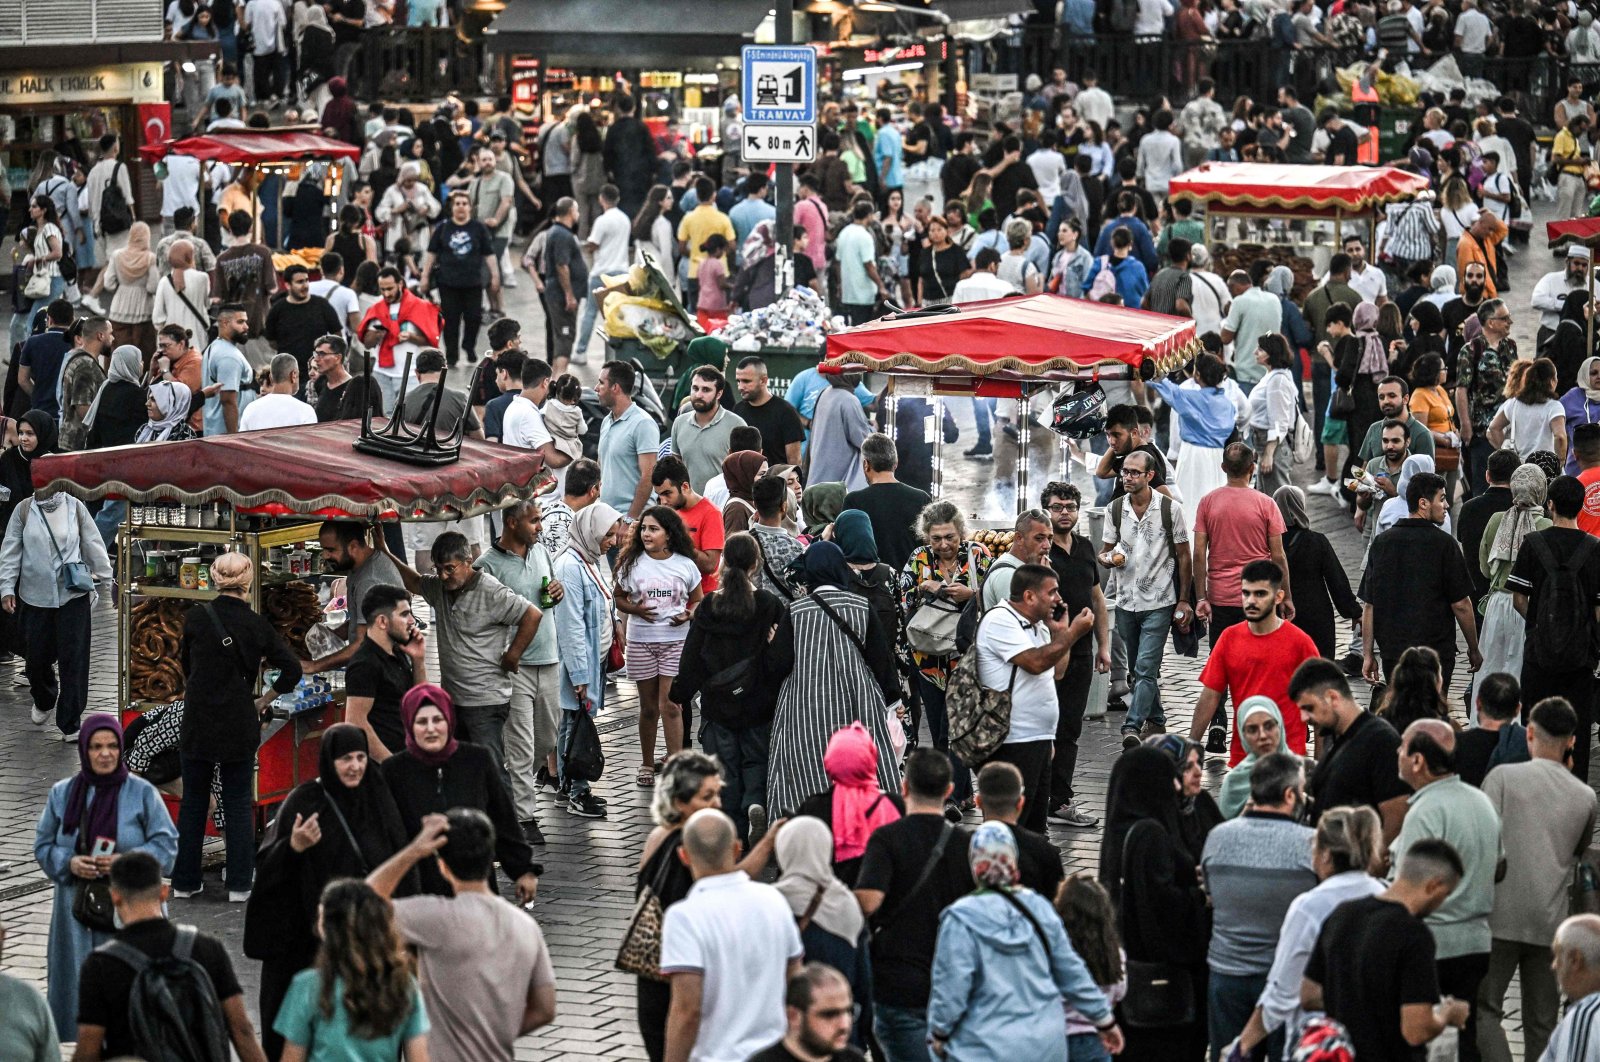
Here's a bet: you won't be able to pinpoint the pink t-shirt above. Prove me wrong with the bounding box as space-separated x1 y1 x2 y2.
1193 485 1286 610
696 256 730 311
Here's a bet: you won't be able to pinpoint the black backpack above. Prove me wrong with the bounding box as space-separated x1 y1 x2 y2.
100 161 134 237
1110 0 1140 32
1524 533 1600 670
97 924 231 1062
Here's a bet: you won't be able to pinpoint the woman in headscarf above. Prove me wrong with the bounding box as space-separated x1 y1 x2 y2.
775 817 875 1050
1098 746 1210 1061
795 722 905 885
1421 263 1457 311
732 219 781 311
320 77 359 145
380 685 542 899
931 822 1122 1061
1559 353 1600 476
898 500 993 809
150 236 211 343
83 344 146 451
1273 485 1358 659
93 220 159 356
296 2 337 114
247 723 413 1060
173 551 300 902
553 501 624 817
1144 733 1224 858
1377 453 1451 534
1216 696 1289 819
764 541 903 816
34 713 177 1034
720 449 768 536
1475 464 1550 703
0 411 46 657
1153 353 1238 533
800 481 846 540
1265 266 1312 361
1335 302 1387 474
835 508 905 664
1551 292 1593 399
136 380 199 442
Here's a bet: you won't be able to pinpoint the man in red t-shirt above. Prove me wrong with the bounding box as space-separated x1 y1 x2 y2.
1575 423 1600 537
652 454 724 593
1193 559 1318 766
1192 444 1296 751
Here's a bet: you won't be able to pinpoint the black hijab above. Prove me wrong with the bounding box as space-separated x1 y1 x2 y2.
1099 746 1185 904
0 410 58 529
314 723 410 872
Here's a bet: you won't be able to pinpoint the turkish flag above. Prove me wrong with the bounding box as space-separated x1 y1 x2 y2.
137 104 172 148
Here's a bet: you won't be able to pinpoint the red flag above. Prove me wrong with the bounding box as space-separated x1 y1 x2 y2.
137 103 172 147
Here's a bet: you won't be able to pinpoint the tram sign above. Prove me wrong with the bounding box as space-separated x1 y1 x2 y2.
741 45 816 126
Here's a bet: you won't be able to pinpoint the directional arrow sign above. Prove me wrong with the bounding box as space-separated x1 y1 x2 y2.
742 45 816 125
741 123 818 164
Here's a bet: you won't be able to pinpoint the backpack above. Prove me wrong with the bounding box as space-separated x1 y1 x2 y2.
1088 256 1119 301
1523 533 1600 670
100 161 133 237
96 925 232 1062
945 607 1021 766
1110 0 1140 32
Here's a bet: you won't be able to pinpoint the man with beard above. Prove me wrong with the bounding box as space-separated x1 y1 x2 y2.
670 366 747 493
750 965 866 1062
342 583 429 760
1442 260 1490 380
1355 376 1435 469
303 521 406 675
1355 419 1413 535
1531 245 1596 356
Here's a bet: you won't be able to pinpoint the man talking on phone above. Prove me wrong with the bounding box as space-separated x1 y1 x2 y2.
974 562 1095 832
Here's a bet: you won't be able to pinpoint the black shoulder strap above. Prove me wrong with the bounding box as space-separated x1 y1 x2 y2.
875 820 955 933
99 938 152 972
995 887 1054 960
317 784 371 872
762 552 797 601
202 603 255 681
811 589 871 663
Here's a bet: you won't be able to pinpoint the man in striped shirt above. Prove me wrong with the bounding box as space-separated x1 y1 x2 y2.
1545 915 1600 1061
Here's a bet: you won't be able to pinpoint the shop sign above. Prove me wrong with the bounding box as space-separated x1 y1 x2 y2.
641 71 684 89
969 72 1017 92
0 63 164 106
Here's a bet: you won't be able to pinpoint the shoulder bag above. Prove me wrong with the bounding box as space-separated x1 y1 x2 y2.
36 501 95 594
1118 820 1199 1028
945 609 1018 765
616 836 680 981
71 829 117 932
905 556 979 656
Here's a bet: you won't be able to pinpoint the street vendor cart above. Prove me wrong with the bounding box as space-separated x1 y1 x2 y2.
29 420 546 824
821 293 1199 515
1168 162 1430 285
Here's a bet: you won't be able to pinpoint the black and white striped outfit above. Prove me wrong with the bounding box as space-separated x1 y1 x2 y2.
1545 992 1600 1061
764 585 902 816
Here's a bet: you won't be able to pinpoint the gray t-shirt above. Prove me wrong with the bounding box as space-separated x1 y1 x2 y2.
670 406 749 493
346 549 405 641
403 382 481 436
419 571 532 705
807 386 871 492
1201 813 1318 976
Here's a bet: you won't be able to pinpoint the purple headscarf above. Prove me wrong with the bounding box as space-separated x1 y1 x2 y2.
63 713 129 846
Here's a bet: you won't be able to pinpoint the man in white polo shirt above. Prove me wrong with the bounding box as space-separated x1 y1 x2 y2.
501 357 571 492
661 808 803 1062
975 562 1094 833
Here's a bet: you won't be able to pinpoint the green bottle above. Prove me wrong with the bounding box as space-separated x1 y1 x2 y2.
539 576 555 609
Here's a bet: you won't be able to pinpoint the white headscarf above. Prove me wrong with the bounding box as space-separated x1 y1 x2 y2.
774 816 865 941
136 381 192 442
84 345 144 430
1378 454 1450 534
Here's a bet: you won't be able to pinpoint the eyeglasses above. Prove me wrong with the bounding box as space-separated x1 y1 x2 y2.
1120 468 1149 478
1046 503 1079 513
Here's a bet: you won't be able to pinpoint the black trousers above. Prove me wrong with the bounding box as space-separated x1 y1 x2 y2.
259 945 317 1061
990 739 1052 833
1520 661 1596 782
1050 657 1093 808
437 284 484 367
638 976 672 1062
20 594 91 734
1438 951 1491 1062
251 52 281 101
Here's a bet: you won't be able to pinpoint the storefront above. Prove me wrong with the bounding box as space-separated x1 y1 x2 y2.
1 44 218 228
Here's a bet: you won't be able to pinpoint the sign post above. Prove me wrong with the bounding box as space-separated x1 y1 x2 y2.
743 38 816 297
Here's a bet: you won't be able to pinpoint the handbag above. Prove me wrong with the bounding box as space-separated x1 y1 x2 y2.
1118 821 1198 1029
616 836 679 981
23 267 51 300
905 559 979 656
605 634 626 674
1329 386 1356 418
36 501 95 594
71 833 117 933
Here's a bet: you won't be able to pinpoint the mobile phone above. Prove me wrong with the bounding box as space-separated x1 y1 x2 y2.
91 836 115 858
1052 603 1067 622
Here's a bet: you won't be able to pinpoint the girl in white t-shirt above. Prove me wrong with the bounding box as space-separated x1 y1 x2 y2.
614 504 705 785
1489 357 1568 461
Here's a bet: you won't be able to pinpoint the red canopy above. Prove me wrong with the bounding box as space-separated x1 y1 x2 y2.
1547 217 1600 249
1168 162 1429 212
137 131 361 164
31 421 542 520
822 294 1198 386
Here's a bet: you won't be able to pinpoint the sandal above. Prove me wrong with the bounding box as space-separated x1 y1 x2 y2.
636 765 656 787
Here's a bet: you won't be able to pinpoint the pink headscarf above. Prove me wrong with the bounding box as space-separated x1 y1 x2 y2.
1353 302 1389 379
823 723 902 862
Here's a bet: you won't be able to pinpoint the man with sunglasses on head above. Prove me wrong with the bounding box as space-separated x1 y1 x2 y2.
309 334 381 423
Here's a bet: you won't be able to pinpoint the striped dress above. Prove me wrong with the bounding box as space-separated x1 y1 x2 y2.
765 586 902 816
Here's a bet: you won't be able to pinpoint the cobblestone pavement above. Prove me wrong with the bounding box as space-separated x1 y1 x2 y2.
0 200 1582 1058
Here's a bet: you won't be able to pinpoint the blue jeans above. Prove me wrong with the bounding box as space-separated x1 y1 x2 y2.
698 720 770 841
1068 1032 1112 1062
558 690 603 796
1209 970 1275 1062
174 756 255 893
94 500 125 559
1114 606 1172 732
918 672 971 801
873 1003 936 1062
971 397 995 450
573 269 608 363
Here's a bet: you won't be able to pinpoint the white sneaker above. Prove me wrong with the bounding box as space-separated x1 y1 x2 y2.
228 890 252 903
30 707 48 725
1307 477 1339 496
171 885 203 899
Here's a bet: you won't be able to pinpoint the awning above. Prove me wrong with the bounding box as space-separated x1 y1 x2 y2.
485 0 769 65
137 131 362 165
31 422 544 520
822 294 1198 384
938 0 1034 19
1548 217 1600 249
1168 162 1429 212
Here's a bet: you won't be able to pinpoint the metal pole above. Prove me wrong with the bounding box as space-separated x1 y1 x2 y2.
773 0 796 298
1589 251 1596 357
1016 392 1029 516
933 394 945 499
